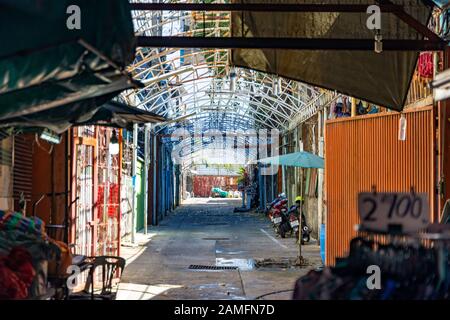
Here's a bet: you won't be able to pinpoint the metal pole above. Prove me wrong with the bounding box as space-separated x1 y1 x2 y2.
296 126 303 263
318 110 325 246
161 146 165 216
143 124 150 235
104 136 110 255
152 131 158 226
282 135 286 194
130 3 404 13
136 37 445 51
298 203 303 263
131 124 138 244
351 97 357 117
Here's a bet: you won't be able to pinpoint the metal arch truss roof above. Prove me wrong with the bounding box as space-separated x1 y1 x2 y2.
124 0 335 164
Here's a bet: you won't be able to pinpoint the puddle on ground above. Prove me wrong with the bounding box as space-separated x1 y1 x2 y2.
190 283 239 291
215 258 256 271
215 250 245 255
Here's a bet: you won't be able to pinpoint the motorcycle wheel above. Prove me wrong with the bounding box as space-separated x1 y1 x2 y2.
280 223 290 238
302 234 310 244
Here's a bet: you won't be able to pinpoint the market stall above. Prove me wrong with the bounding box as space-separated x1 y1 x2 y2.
293 190 450 300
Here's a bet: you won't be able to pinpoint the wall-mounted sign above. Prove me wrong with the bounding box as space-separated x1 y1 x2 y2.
358 192 429 234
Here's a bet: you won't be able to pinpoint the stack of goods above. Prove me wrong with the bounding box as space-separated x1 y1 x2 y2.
0 211 61 299
294 234 450 300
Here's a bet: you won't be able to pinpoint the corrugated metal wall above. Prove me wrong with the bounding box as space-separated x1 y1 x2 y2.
13 134 33 210
0 136 13 210
325 106 436 265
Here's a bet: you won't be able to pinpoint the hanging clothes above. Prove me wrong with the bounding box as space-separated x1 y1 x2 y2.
0 211 62 299
418 52 434 79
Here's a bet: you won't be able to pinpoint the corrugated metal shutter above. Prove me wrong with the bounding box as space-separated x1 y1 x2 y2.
0 134 13 210
325 106 435 265
13 134 33 209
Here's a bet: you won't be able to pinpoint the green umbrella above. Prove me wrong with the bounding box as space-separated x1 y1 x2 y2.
258 151 324 169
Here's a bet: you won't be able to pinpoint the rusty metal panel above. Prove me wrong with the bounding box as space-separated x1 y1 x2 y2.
97 127 120 256
325 106 435 265
120 130 134 241
193 176 238 197
73 143 94 256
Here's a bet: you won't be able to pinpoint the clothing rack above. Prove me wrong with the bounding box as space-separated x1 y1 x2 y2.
294 224 450 300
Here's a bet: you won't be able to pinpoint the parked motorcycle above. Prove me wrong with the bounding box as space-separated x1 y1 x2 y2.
265 193 286 214
278 205 298 238
265 193 287 223
271 208 283 231
271 198 288 231
278 204 311 244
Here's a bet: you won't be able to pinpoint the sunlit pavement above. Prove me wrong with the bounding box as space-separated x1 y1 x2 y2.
117 198 322 300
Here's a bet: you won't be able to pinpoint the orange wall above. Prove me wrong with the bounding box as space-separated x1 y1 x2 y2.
325 107 435 265
31 134 67 225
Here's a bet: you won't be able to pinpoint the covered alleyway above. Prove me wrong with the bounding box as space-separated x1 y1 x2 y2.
3 0 450 305
117 198 321 300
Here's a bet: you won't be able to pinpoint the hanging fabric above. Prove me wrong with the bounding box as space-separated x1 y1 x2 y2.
418 52 434 79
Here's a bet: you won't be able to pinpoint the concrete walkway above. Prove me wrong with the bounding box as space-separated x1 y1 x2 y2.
117 198 322 300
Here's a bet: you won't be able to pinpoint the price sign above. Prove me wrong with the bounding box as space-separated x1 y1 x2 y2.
358 192 430 233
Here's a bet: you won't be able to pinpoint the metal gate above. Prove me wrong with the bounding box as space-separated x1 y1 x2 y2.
73 126 96 256
120 130 133 241
97 127 120 256
325 106 436 265
71 126 121 256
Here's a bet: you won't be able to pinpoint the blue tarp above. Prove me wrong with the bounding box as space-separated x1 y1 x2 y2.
433 1 448 7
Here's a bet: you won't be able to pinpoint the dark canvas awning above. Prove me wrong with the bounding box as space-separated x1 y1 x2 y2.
231 0 440 110
75 101 167 128
0 0 137 124
0 99 166 134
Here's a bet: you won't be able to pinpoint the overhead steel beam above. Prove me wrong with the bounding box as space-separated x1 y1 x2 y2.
131 2 443 43
382 0 442 42
130 3 403 13
136 36 446 51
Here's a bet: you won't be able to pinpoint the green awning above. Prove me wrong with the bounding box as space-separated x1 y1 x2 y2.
259 151 324 168
74 101 167 129
0 100 166 134
0 0 136 125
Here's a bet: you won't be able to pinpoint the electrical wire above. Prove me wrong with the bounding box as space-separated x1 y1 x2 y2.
254 289 294 300
35 133 53 155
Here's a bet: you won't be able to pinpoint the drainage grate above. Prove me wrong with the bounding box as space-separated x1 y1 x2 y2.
189 265 238 270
